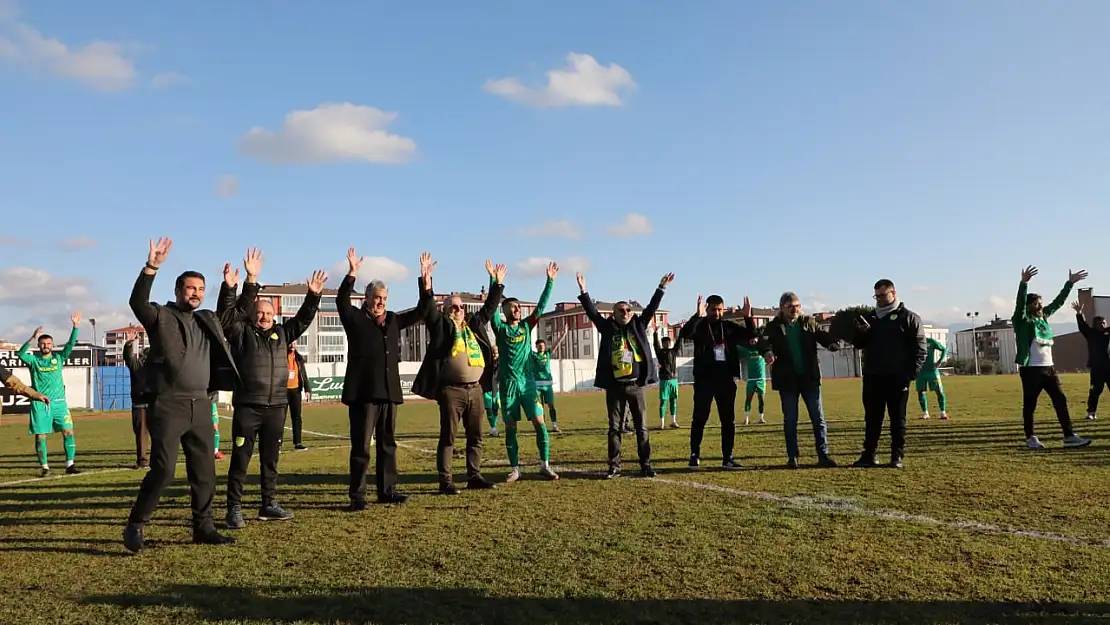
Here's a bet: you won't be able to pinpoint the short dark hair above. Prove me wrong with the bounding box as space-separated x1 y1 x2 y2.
175 270 206 292
706 295 724 307
536 338 546 344
503 297 519 306
662 336 672 343
1095 316 1106 325
38 334 53 343
873 279 895 290
1026 293 1041 305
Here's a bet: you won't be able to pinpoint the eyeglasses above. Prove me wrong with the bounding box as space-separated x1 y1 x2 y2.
449 304 466 311
615 307 631 314
873 291 893 300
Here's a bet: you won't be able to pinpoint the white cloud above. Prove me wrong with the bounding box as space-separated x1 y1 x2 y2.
238 102 417 165
151 71 188 88
0 234 26 246
483 52 636 108
327 257 410 289
0 18 137 92
516 219 582 239
215 174 238 197
58 236 97 250
515 256 589 279
0 267 132 340
604 213 653 237
916 295 1013 326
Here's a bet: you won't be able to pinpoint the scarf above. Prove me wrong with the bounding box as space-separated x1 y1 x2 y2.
451 320 485 367
876 300 899 318
1032 316 1054 347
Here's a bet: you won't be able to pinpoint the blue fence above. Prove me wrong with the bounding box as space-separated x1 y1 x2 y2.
94 366 133 411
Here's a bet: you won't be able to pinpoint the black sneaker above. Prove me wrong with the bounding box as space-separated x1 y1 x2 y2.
817 456 837 468
467 476 495 490
123 523 144 553
192 528 236 545
439 483 459 495
226 505 245 529
377 491 408 504
640 466 656 478
786 457 799 469
722 458 743 470
294 444 308 451
890 453 904 469
258 504 294 521
347 500 368 512
688 454 700 468
40 467 49 477
606 467 621 479
852 454 880 468
65 465 80 475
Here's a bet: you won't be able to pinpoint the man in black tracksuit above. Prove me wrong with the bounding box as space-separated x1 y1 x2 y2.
123 331 152 469
576 271 671 478
216 250 323 528
1072 300 1110 420
849 279 926 469
286 344 310 449
678 294 757 469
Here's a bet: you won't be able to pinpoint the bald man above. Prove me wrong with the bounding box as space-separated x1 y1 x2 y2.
216 248 325 529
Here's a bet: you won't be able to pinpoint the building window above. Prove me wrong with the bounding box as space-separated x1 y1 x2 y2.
296 336 309 348
317 315 342 328
318 334 345 348
582 343 591 356
320 354 345 363
282 295 305 310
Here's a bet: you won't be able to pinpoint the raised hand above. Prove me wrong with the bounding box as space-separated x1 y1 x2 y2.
244 248 263 279
148 237 173 268
419 252 437 281
307 270 328 294
546 262 559 280
494 263 506 284
124 328 139 343
740 296 752 318
1021 265 1038 282
1072 300 1084 313
576 271 586 293
659 272 675 288
71 311 82 327
763 351 776 365
347 248 363 276
223 262 240 288
31 326 42 339
697 295 705 317
485 259 495 277
1069 269 1088 284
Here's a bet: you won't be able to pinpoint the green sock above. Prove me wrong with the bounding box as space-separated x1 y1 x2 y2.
533 420 550 462
918 392 928 412
213 425 220 451
937 392 947 412
549 406 557 423
757 394 765 413
505 427 519 466
487 410 498 430
669 397 677 419
659 402 666 422
35 437 48 466
744 395 753 411
63 433 75 462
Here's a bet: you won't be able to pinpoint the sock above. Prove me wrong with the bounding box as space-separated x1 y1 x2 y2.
549 406 557 423
757 394 765 414
533 420 550 462
659 402 666 423
918 392 928 413
505 427 519 466
35 437 48 467
213 425 220 451
937 391 947 412
487 410 498 430
63 433 75 463
744 395 753 412
669 398 678 421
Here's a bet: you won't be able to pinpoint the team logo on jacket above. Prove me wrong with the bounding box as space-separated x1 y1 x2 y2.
270 333 279 340
890 314 898 320
51 358 57 364
235 436 246 447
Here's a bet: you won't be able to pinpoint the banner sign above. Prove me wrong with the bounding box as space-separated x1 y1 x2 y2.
307 374 418 400
0 348 94 370
0 388 33 415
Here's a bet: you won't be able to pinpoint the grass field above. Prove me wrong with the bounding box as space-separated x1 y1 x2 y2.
1 374 1108 624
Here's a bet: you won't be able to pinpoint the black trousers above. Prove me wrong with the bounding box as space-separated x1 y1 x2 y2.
862 375 909 456
349 402 399 503
1020 366 1074 438
127 393 217 529
690 379 737 459
131 405 149 467
606 383 651 469
436 383 484 485
286 389 303 446
1087 366 1110 415
226 404 286 508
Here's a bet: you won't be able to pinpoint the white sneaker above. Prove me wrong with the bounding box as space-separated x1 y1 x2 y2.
1063 434 1092 448
1087 413 1098 420
940 412 949 420
1026 436 1045 450
505 467 521 483
660 420 666 430
758 414 766 424
920 412 930 420
551 423 561 433
744 412 750 425
489 427 499 437
538 464 559 480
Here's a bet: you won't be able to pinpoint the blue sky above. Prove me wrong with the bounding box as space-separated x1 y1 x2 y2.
1 0 1109 340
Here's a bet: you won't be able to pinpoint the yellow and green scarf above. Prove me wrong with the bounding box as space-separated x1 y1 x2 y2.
451 321 485 367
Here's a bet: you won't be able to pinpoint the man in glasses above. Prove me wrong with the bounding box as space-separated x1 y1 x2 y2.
849 279 926 469
575 271 673 478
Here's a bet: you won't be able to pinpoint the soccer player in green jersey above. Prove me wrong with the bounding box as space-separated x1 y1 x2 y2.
531 328 569 433
738 345 767 425
490 261 559 482
18 312 82 476
653 329 681 429
210 392 225 459
916 337 949 420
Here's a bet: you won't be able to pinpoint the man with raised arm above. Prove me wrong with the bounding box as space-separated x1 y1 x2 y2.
678 294 757 469
653 327 681 430
576 271 672 479
216 248 326 528
1071 300 1110 421
1012 266 1091 449
337 249 436 509
122 329 152 468
531 329 569 433
413 260 504 494
490 261 559 483
18 313 81 476
757 291 840 469
916 337 949 420
123 237 240 553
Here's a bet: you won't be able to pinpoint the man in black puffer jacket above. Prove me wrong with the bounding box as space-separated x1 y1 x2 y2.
216 248 324 528
1072 300 1110 420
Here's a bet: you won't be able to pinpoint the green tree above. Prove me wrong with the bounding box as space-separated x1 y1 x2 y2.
829 305 875 343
